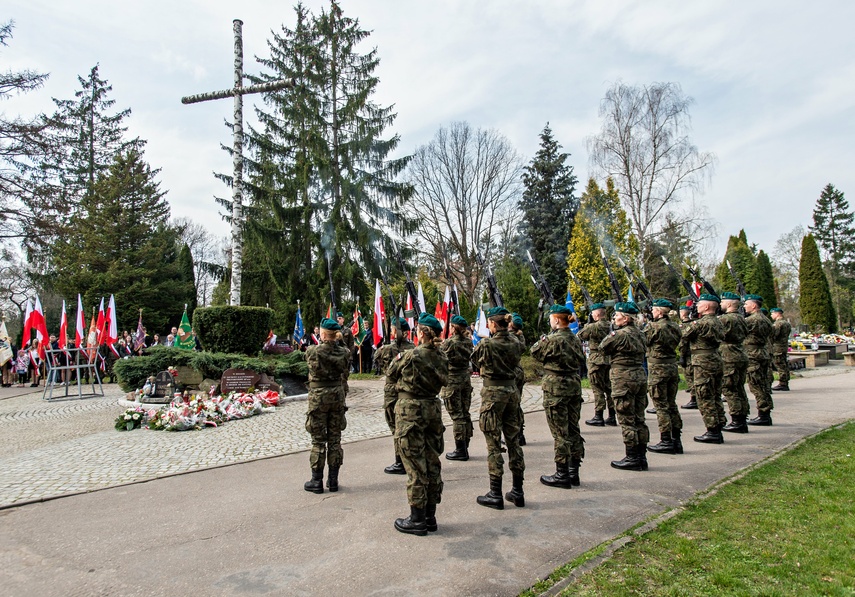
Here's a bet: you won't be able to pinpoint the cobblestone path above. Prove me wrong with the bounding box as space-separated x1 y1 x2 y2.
0 378 551 508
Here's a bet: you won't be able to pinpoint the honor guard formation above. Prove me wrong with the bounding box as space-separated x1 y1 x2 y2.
302 250 792 537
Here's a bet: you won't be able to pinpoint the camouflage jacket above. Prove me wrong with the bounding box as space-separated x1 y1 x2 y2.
530 327 585 377
386 342 449 398
771 319 792 350
678 319 693 362
374 338 415 376
719 311 748 364
471 329 523 380
599 323 647 367
744 312 773 361
440 333 473 382
644 317 681 362
578 319 611 366
682 313 724 353
339 326 355 351
306 341 351 383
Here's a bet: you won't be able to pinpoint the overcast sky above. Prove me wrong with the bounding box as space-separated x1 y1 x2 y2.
5 0 854 261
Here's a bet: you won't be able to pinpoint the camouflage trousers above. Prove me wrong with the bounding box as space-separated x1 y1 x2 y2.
748 357 774 413
682 362 694 398
588 363 613 413
648 363 682 435
479 385 525 479
383 383 400 455
305 386 348 469
722 359 750 417
395 394 445 508
515 372 527 436
440 378 473 442
772 348 790 385
692 355 726 429
609 366 650 448
542 373 584 464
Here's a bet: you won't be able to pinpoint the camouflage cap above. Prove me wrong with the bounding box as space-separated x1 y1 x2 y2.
614 301 640 315
744 294 763 304
450 315 468 326
418 312 443 333
486 306 510 319
590 302 605 311
549 304 573 315
395 317 410 332
652 298 674 309
770 307 783 314
720 291 741 301
320 318 341 331
698 293 721 303
511 312 524 328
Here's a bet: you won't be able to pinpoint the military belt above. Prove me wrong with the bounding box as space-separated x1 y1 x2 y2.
647 357 677 364
397 391 438 401
691 348 718 354
744 342 763 347
482 378 516 387
610 362 642 369
542 370 577 377
309 380 342 388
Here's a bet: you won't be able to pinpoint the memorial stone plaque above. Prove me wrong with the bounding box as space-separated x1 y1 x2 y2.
154 371 173 397
220 368 261 393
255 373 280 393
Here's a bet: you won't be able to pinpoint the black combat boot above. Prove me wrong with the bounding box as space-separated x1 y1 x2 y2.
394 505 427 536
568 457 581 486
722 415 749 433
681 396 698 409
540 462 572 488
646 406 657 414
425 503 438 532
304 467 324 494
648 431 676 454
384 454 406 475
610 445 645 471
638 445 649 471
445 439 469 461
672 428 684 454
505 473 525 507
747 411 773 426
476 476 505 510
694 426 724 444
604 407 618 426
585 411 605 426
772 383 789 391
326 466 340 492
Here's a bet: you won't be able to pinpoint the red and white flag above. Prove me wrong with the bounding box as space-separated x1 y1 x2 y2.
441 285 452 338
21 298 33 348
405 293 415 340
32 296 49 359
95 298 106 345
373 279 385 347
106 295 119 356
58 300 68 350
75 294 86 348
416 281 426 314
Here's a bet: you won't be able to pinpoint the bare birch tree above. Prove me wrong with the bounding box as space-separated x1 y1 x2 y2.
406 121 523 303
588 81 716 273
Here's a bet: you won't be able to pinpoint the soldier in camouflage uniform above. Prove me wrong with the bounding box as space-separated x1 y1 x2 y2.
599 302 650 471
719 292 750 434
580 303 616 426
471 306 526 509
646 299 684 455
387 313 449 536
770 308 791 391
531 304 586 488
678 305 697 409
682 294 727 444
373 318 416 474
744 295 775 425
304 318 352 494
509 313 528 446
441 315 474 461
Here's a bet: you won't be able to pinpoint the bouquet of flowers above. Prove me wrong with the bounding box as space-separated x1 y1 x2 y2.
115 406 148 431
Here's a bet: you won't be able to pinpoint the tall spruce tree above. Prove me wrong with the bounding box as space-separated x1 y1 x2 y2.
518 123 578 301
178 243 198 318
799 233 836 333
715 232 756 295
810 183 855 329
753 250 777 307
50 150 190 333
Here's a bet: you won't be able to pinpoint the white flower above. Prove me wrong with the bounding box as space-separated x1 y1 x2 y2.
124 414 131 420
132 413 140 420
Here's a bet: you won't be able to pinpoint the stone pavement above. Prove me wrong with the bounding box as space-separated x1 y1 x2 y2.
0 377 548 508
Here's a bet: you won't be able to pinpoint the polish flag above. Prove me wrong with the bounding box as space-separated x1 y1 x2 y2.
441 285 451 338
75 294 86 348
58 300 68 349
405 293 415 336
95 298 106 345
32 296 49 358
107 295 119 357
21 298 33 348
416 281 426 314
373 279 385 347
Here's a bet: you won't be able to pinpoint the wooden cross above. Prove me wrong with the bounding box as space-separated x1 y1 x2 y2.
182 19 294 306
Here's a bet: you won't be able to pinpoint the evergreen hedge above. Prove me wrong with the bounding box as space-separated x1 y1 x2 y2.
193 306 274 355
113 346 307 392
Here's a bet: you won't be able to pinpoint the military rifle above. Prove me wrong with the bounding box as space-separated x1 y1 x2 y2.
476 252 504 308
725 260 748 298
661 256 700 304
567 268 596 324
325 251 338 318
393 242 424 318
600 246 624 302
441 246 461 317
684 262 718 299
616 255 654 312
525 250 556 318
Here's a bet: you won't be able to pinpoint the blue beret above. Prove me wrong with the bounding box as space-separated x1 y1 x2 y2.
320 318 341 331
549 304 572 315
770 307 783 314
698 293 720 303
486 306 510 319
614 301 640 315
590 302 605 311
395 317 410 332
418 312 443 333
720 291 741 301
652 298 674 309
744 294 763 304
450 315 468 326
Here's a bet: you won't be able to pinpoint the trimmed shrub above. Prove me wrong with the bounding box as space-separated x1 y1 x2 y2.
520 354 543 383
113 346 308 392
193 306 274 355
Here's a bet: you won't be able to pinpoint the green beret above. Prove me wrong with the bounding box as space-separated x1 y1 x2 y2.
395 317 410 332
614 301 640 315
770 307 783 314
486 306 510 319
679 305 691 311
761 307 770 315
320 318 341 331
744 294 763 304
418 312 443 333
652 298 674 309
549 304 572 315
511 313 524 328
590 302 605 311
698 293 720 303
335 311 344 318
720 291 741 301
450 315 468 326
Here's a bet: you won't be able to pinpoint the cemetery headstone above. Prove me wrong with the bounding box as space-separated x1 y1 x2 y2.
149 371 175 404
220 368 261 394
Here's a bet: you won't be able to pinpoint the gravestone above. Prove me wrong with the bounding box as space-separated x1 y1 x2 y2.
255 373 280 393
220 368 261 393
148 371 175 404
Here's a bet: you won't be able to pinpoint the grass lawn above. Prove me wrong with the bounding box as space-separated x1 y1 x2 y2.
522 421 855 596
